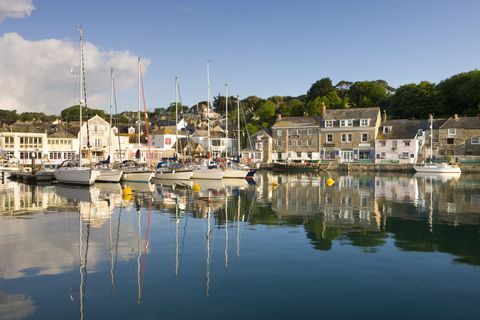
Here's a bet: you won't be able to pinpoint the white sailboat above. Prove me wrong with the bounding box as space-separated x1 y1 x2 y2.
223 92 254 179
192 61 224 180
97 68 123 182
121 57 153 182
413 114 461 174
55 26 99 186
154 77 193 180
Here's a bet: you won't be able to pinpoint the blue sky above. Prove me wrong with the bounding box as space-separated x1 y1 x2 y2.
1 0 479 113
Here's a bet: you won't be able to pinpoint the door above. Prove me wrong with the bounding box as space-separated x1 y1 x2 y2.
341 151 353 163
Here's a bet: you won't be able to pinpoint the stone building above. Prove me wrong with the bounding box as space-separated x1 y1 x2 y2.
271 115 322 162
437 115 480 161
320 107 381 162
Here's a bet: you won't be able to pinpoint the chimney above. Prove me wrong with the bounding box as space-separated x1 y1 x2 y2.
322 102 326 115
277 114 282 120
383 110 387 122
454 114 459 121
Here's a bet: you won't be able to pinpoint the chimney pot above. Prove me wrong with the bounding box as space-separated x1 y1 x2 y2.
277 114 282 120
454 114 459 120
383 110 387 122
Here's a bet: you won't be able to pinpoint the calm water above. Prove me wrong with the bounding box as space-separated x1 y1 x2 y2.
1 172 480 319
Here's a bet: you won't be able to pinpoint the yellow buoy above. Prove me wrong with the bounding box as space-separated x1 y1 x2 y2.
326 178 335 186
192 183 201 192
271 181 279 187
122 187 133 200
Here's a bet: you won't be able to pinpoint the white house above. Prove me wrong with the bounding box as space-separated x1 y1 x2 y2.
241 129 273 163
151 126 186 151
78 115 130 163
375 119 428 164
0 131 49 163
47 131 79 164
190 127 237 158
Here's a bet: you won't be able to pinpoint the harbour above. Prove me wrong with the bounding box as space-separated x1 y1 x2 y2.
1 172 480 319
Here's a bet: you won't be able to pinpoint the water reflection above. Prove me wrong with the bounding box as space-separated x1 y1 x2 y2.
0 172 480 318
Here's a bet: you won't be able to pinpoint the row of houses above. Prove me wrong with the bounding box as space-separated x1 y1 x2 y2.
242 107 480 164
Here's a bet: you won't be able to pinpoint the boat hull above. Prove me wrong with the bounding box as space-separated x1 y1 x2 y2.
121 170 153 182
154 170 193 180
413 165 461 174
54 167 99 186
223 168 249 178
191 168 224 180
96 169 123 183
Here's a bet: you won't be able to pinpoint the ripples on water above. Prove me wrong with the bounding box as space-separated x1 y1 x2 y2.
0 172 479 319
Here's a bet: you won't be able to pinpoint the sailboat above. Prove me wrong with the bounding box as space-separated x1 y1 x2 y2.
223 92 256 179
55 26 99 186
121 57 154 182
96 68 123 182
154 77 193 180
191 61 224 180
413 114 461 174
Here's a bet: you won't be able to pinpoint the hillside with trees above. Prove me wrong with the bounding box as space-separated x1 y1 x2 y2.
1 70 479 132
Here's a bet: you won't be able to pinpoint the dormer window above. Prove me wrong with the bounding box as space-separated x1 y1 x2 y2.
448 128 456 136
340 119 353 127
360 119 369 127
325 120 334 127
383 126 392 134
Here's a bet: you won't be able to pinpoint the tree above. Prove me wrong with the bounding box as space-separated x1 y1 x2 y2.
389 81 444 119
61 105 106 122
0 109 18 125
437 70 480 116
18 112 54 122
307 78 334 101
349 80 393 108
285 99 305 116
255 100 276 124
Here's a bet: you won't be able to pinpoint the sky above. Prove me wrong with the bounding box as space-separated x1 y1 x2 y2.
0 0 479 114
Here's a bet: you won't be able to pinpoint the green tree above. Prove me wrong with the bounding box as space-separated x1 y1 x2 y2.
285 99 305 116
349 80 393 108
307 77 334 101
0 109 18 125
437 70 480 116
389 81 444 119
18 112 54 122
255 100 276 124
61 105 106 122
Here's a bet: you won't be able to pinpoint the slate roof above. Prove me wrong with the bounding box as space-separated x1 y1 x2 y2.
440 116 480 129
323 107 380 125
272 116 322 128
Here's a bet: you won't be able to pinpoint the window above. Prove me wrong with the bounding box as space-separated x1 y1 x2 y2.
404 141 411 147
401 152 409 158
359 150 370 159
361 133 368 142
379 141 386 147
324 150 336 160
325 120 334 127
383 126 392 134
4 136 14 148
296 140 302 146
340 119 353 127
307 128 312 135
277 130 282 137
307 152 312 159
277 140 282 146
448 128 456 136
326 134 333 143
447 138 455 145
255 142 263 151
471 137 480 144
94 138 101 148
341 134 352 143
360 119 369 127
392 141 397 149
296 152 301 158
288 140 292 146
307 140 313 146
297 129 302 135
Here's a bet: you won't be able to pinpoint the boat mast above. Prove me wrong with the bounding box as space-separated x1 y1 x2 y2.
137 57 141 151
78 26 84 164
430 114 433 164
175 76 179 157
207 61 211 155
237 95 241 157
225 83 228 159
109 68 113 162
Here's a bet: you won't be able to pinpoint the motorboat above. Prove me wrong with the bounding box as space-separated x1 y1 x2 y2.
154 161 193 180
54 160 99 186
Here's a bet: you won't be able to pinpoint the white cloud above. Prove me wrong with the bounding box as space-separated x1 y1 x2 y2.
0 32 149 114
0 0 34 22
